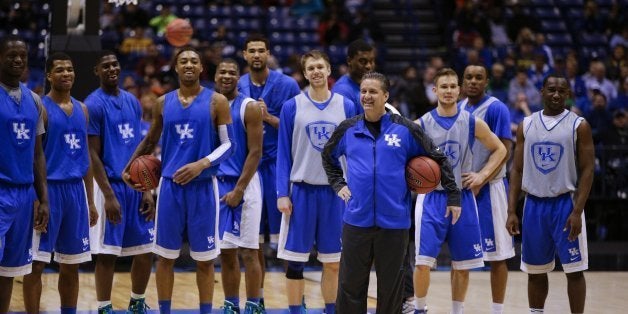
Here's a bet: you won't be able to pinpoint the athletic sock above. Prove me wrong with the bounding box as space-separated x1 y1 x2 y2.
491 302 504 314
452 301 464 314
158 300 171 314
199 302 212 314
324 303 335 314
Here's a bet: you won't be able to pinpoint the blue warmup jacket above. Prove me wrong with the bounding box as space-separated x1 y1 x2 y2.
322 113 460 229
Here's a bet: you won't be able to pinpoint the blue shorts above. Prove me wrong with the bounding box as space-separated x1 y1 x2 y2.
155 178 220 261
521 193 588 274
415 189 484 270
90 180 154 256
259 161 281 243
33 180 91 264
0 183 34 277
277 183 343 263
217 174 262 249
476 178 515 261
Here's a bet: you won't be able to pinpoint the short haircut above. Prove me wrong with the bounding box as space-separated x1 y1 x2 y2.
0 35 26 54
46 52 72 73
433 68 458 85
361 72 390 92
244 33 270 50
300 50 330 69
464 64 489 78
542 73 569 87
95 50 117 65
218 58 240 74
347 39 373 59
174 46 201 63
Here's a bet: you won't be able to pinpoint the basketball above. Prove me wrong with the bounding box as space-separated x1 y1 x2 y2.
129 155 161 190
165 18 193 47
406 156 441 194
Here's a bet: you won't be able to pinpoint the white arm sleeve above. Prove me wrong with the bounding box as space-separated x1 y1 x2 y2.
205 124 232 164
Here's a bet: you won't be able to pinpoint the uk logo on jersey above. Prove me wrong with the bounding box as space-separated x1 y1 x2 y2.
207 236 216 249
174 121 196 146
9 119 34 149
532 142 564 174
63 130 85 159
568 247 581 262
438 140 462 168
82 237 90 252
484 238 495 250
384 134 401 147
306 121 336 152
117 122 135 145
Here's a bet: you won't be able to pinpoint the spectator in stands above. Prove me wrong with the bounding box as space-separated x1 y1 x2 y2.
487 7 511 48
535 33 555 68
318 10 350 46
514 38 536 71
119 27 154 56
528 52 552 90
488 62 509 104
582 0 606 34
600 109 628 199
610 25 628 50
135 44 168 83
454 0 488 48
429 56 445 71
8 0 36 30
149 6 177 36
610 76 628 113
120 3 149 30
348 9 385 45
472 37 494 70
210 26 237 58
508 67 540 108
199 43 221 86
423 66 438 106
565 58 589 115
585 60 618 103
100 2 117 31
509 92 535 138
390 65 432 119
552 55 566 77
605 44 627 82
602 109 628 146
506 3 539 43
585 90 613 143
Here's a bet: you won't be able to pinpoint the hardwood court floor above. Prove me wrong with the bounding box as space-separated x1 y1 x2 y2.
9 271 628 313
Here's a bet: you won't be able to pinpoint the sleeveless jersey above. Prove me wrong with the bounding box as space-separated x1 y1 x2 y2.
218 93 254 177
522 110 582 197
43 96 89 180
162 88 217 179
291 93 349 185
460 96 509 180
85 88 142 180
0 83 39 183
419 109 475 189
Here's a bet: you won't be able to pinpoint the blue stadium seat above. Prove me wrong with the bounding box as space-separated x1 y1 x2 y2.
192 18 207 31
529 0 554 7
209 18 233 29
566 7 583 19
541 20 567 33
580 32 608 47
295 18 318 31
268 6 290 19
326 45 347 65
534 7 561 18
297 32 318 45
555 0 583 8
545 33 573 46
271 31 295 44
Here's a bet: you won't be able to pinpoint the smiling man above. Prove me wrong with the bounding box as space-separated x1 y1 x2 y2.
506 74 594 314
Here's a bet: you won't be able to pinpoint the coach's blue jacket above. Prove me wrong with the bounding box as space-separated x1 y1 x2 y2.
322 112 460 229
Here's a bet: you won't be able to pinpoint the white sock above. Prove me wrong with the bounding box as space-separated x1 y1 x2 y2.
414 297 426 310
452 300 464 314
530 308 544 313
131 292 145 300
491 302 504 314
98 301 112 308
259 288 264 298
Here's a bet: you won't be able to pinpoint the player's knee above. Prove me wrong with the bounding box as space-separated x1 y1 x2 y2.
285 261 305 280
566 271 585 281
322 262 339 274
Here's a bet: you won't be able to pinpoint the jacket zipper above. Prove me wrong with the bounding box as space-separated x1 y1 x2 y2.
372 139 376 225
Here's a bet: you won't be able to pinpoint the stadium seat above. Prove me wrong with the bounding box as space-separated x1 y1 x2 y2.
545 33 573 46
534 7 561 18
555 0 583 8
541 20 568 33
529 0 554 7
579 32 608 47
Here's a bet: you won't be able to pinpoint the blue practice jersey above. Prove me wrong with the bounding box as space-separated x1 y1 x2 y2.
162 88 218 179
331 74 365 115
43 96 89 180
85 88 142 180
237 70 300 163
218 93 255 177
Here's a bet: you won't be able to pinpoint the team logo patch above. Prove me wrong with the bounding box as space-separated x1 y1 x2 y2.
384 133 401 147
8 118 34 149
63 129 86 159
438 140 462 168
117 120 135 145
531 142 563 174
172 120 196 147
306 121 336 152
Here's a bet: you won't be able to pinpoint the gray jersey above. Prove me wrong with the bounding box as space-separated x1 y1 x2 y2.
419 109 475 190
291 93 348 185
461 96 507 180
522 110 583 197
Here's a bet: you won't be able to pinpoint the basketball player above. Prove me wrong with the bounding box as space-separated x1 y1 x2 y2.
0 35 49 313
238 33 300 306
506 74 593 314
85 51 155 314
459 64 514 314
214 59 264 313
123 46 234 314
276 50 357 314
322 72 459 314
414 68 506 314
21 52 98 314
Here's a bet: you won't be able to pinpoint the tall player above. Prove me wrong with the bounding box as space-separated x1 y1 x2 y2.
506 75 593 313
85 51 155 314
414 68 506 314
459 64 514 314
276 50 357 314
22 52 98 314
123 46 234 314
0 35 49 313
214 59 265 313
331 39 373 112
238 33 300 305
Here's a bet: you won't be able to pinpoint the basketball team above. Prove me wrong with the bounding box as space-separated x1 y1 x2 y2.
0 32 593 314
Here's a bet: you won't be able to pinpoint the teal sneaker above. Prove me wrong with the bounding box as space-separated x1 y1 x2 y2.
126 298 149 314
98 304 114 314
258 299 266 314
222 300 240 314
243 301 264 314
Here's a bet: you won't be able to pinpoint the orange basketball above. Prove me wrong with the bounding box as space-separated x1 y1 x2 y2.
406 156 441 194
129 155 161 190
165 18 193 47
